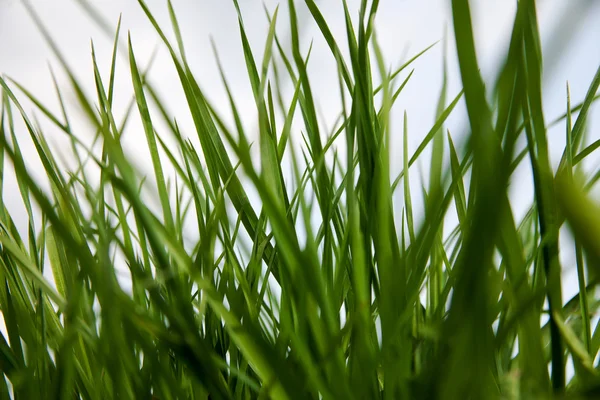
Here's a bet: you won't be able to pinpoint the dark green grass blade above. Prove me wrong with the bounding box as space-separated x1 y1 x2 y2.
431 0 511 397
520 1 565 390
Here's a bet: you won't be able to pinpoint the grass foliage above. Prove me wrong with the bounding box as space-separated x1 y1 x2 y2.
1 0 600 398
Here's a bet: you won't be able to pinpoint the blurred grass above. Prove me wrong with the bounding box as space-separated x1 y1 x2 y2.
0 0 600 398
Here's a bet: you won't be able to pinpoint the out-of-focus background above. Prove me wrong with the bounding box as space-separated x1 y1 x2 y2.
1 0 599 302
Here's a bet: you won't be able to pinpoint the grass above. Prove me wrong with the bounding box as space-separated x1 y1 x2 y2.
1 0 600 398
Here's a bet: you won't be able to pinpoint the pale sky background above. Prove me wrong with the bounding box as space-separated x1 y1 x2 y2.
0 0 599 306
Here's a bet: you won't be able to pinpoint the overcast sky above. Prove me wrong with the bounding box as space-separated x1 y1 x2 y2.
1 0 599 302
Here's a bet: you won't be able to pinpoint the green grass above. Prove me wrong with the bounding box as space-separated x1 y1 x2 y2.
1 0 600 398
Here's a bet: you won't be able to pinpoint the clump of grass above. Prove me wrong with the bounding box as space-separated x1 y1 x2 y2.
1 0 600 399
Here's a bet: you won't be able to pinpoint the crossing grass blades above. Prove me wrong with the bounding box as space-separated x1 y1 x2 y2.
1 0 600 398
